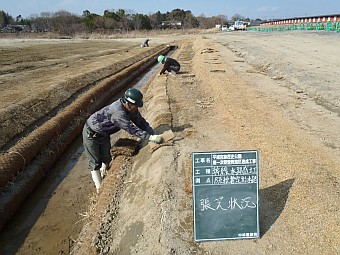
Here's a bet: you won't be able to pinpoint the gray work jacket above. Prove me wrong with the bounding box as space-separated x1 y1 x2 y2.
85 98 154 140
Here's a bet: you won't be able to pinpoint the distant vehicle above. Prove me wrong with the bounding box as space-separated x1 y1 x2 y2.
221 25 228 31
230 20 247 31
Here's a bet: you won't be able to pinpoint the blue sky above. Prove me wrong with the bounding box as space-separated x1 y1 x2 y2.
1 0 339 20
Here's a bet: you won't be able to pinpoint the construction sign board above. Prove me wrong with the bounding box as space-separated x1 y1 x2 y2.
192 150 260 241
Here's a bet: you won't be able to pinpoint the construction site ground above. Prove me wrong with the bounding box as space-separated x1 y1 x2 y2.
0 30 339 254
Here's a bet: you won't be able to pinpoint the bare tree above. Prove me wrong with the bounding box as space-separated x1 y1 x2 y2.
231 14 245 21
50 10 82 35
196 15 226 29
216 15 228 22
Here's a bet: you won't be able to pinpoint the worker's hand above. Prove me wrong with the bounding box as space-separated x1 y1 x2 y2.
149 134 163 144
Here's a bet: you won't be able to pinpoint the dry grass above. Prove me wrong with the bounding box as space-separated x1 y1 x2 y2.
0 28 217 40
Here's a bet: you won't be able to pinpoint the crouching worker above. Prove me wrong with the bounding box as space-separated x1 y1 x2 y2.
82 88 162 192
141 38 150 47
158 55 181 75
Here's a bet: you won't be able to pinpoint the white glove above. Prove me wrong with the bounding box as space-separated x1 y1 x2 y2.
149 134 163 144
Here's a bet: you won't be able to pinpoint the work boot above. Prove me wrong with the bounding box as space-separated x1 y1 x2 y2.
100 163 109 178
91 170 102 193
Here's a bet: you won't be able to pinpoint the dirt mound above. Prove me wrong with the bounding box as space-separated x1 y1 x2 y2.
74 34 340 254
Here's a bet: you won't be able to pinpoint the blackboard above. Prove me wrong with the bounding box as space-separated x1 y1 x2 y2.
192 150 259 241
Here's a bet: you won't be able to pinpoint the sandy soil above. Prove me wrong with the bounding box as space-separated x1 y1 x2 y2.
0 30 339 254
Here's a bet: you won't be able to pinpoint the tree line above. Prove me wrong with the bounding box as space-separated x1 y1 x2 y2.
0 8 260 35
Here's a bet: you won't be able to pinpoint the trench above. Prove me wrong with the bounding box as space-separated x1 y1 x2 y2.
0 46 176 254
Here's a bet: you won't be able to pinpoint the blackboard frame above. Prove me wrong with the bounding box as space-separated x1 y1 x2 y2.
192 150 260 242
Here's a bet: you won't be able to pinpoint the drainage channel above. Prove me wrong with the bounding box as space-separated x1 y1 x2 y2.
0 51 173 255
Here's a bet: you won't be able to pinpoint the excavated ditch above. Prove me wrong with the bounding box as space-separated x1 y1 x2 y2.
0 45 171 232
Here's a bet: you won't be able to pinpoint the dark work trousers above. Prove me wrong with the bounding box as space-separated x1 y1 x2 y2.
168 65 180 73
82 125 112 171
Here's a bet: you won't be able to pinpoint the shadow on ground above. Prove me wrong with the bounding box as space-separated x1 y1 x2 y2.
259 178 295 237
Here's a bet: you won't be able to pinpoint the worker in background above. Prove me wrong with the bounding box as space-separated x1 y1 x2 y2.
82 88 163 192
157 55 181 75
141 38 151 47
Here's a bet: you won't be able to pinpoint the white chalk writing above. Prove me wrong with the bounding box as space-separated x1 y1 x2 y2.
200 196 256 211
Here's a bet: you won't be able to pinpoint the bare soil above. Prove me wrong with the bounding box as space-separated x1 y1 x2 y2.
0 30 339 255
